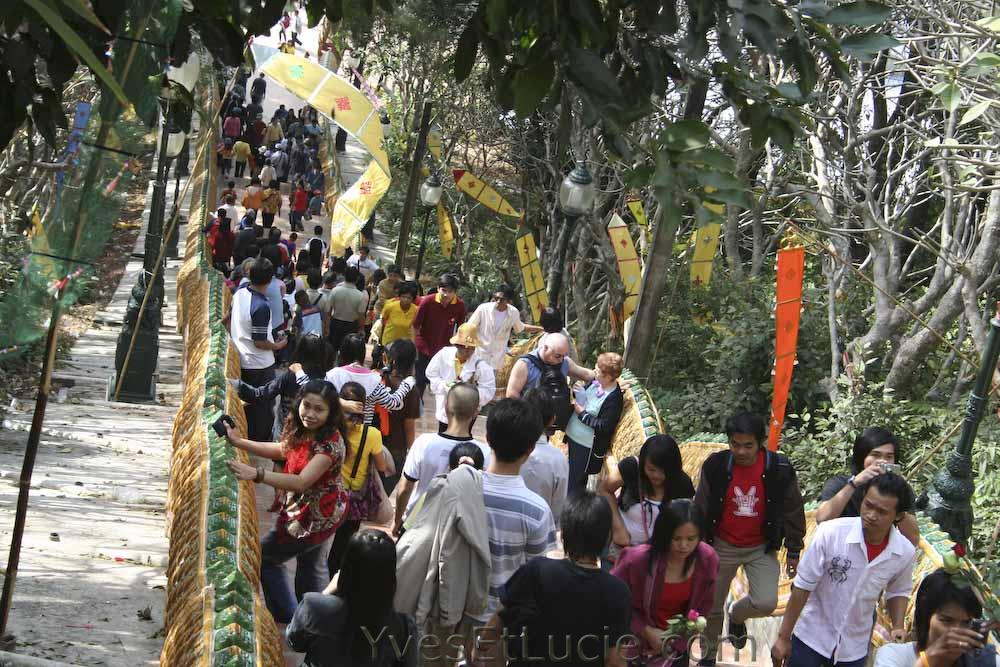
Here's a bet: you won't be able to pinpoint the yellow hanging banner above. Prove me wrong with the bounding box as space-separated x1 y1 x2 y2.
515 225 548 321
261 52 392 252
438 201 454 259
328 161 391 255
261 53 389 176
453 169 522 218
29 204 59 284
626 197 647 229
607 213 642 322
690 222 721 287
427 127 443 161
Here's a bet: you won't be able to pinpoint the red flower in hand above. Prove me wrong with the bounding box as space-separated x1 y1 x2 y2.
954 543 967 557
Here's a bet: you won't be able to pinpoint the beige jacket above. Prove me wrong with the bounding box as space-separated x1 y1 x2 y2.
394 465 491 627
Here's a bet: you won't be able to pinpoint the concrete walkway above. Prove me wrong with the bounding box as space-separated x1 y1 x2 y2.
0 154 192 665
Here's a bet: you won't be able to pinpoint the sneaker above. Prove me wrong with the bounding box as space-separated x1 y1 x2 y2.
728 600 748 649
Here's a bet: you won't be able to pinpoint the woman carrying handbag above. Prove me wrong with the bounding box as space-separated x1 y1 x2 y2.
326 382 394 578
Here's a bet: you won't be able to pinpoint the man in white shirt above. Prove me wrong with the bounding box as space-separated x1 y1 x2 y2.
392 383 488 535
346 245 379 279
519 387 569 520
772 473 917 667
229 257 288 441
467 284 542 373
425 323 496 433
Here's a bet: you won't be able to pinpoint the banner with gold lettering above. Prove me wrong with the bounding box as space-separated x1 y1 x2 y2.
767 245 805 451
515 224 548 322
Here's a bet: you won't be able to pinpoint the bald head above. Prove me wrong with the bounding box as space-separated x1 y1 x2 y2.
446 382 481 422
539 333 570 366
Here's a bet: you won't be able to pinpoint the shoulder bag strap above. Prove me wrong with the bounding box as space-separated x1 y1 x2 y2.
349 425 369 479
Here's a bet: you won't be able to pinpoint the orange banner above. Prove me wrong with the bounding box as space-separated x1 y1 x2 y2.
767 246 805 451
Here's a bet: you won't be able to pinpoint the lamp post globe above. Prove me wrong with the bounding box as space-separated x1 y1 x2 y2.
166 131 186 159
167 53 200 94
419 173 443 207
558 160 596 216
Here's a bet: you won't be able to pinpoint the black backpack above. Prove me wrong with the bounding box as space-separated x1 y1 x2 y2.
520 354 572 430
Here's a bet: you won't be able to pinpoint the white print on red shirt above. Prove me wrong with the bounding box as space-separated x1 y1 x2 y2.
733 485 760 517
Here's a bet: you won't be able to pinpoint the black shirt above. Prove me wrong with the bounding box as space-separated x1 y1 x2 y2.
819 474 863 517
500 557 632 666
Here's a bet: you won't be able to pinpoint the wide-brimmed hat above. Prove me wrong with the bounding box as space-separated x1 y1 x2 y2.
450 323 480 348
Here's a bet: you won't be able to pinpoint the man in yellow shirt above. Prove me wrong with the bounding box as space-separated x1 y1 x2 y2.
233 139 252 178
378 281 419 346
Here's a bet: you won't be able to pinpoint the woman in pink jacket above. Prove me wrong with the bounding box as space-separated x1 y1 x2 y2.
611 499 719 667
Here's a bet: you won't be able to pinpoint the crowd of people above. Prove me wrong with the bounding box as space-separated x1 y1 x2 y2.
210 24 996 667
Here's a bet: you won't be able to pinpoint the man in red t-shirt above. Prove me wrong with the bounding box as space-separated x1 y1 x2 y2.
693 412 806 664
411 273 467 396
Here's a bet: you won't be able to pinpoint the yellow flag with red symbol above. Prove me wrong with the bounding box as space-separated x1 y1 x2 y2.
515 225 548 321
606 213 642 322
452 169 522 218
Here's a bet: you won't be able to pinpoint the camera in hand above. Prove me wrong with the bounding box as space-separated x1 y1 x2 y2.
970 618 988 641
212 414 236 438
879 462 902 475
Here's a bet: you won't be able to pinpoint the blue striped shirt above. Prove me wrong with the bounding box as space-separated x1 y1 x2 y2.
474 472 557 623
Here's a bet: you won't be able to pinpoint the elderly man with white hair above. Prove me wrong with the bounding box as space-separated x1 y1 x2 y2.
506 332 595 431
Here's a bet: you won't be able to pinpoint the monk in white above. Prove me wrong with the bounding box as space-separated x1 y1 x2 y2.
467 285 542 372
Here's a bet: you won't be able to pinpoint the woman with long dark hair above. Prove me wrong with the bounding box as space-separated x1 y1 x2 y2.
225 379 351 624
600 435 696 555
287 529 417 666
874 568 998 667
611 499 719 666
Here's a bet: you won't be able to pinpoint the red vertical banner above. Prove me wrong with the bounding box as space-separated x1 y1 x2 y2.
768 246 805 451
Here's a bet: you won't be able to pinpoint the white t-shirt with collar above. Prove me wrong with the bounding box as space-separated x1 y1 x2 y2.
401 432 490 514
792 516 916 662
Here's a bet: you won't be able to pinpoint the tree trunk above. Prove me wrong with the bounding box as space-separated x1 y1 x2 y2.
623 200 679 374
886 189 1000 391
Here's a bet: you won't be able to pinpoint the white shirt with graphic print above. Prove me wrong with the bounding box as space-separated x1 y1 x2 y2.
791 516 916 662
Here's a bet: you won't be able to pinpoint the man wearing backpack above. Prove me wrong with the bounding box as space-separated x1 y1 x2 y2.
506 332 595 432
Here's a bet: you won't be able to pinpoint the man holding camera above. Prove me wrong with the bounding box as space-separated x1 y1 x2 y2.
771 473 917 667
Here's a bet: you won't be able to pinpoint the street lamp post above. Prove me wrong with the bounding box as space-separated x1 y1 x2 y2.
924 305 1000 544
548 160 596 306
110 57 198 402
414 173 443 281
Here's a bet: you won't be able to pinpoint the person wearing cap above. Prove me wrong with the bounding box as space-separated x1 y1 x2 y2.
424 323 496 433
412 273 467 396
468 284 543 373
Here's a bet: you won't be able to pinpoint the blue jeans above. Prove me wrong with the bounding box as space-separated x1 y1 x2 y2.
788 634 866 667
260 528 332 624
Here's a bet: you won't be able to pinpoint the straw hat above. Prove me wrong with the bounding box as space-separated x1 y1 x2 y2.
450 323 480 348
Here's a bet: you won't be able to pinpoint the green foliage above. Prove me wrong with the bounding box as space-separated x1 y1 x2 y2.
647 270 830 442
